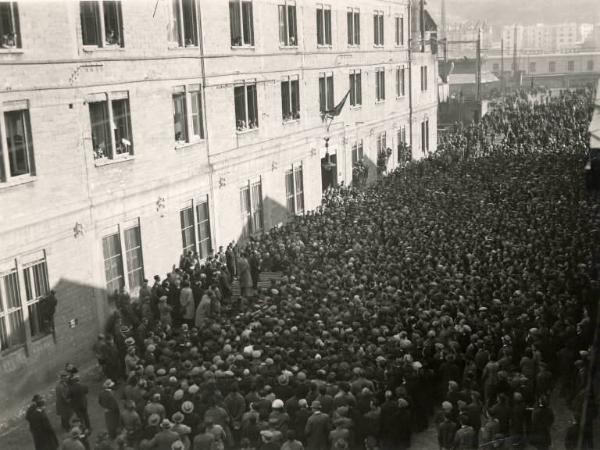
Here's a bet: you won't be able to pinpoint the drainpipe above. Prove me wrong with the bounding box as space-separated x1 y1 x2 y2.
197 0 218 249
408 0 414 159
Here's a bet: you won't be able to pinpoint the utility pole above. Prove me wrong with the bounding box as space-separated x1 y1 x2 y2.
513 25 518 83
441 0 447 42
500 37 504 92
420 0 425 52
476 27 481 101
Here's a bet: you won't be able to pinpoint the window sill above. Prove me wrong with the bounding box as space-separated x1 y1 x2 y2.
283 118 301 125
373 45 384 49
236 127 259 135
348 44 360 48
0 47 23 54
396 96 406 100
175 139 205 150
82 45 125 53
94 154 135 166
279 45 299 50
0 343 26 357
375 100 386 104
0 175 36 190
231 45 255 50
317 44 333 49
350 105 362 110
31 331 53 344
168 45 200 51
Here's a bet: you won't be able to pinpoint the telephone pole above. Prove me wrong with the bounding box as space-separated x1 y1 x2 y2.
500 37 504 92
476 28 481 101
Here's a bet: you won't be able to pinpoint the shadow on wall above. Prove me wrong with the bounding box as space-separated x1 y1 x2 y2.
0 278 105 424
233 195 297 247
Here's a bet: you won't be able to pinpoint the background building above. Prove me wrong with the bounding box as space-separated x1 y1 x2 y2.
484 50 600 88
0 0 437 416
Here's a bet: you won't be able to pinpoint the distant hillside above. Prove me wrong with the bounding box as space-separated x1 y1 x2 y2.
428 0 600 27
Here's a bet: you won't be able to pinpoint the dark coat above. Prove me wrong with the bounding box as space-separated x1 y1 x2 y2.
305 411 330 450
26 406 59 450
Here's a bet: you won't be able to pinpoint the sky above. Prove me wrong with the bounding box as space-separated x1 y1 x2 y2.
427 0 600 27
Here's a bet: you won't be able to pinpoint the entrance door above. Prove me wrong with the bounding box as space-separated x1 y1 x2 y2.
321 154 337 192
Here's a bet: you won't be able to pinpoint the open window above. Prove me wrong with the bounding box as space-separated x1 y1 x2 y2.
80 1 124 48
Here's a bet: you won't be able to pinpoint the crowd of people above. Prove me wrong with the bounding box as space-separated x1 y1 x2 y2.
26 87 599 450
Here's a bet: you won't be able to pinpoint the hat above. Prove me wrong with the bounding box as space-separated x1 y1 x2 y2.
299 399 308 408
181 401 194 413
70 427 83 438
172 441 185 450
160 419 172 429
188 384 199 394
173 389 184 400
103 379 115 389
156 368 167 376
148 414 161 426
172 412 184 423
311 400 322 410
125 337 135 346
272 399 284 409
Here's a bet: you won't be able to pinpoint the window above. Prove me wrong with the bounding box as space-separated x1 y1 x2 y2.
395 16 403 46
180 197 212 258
80 1 124 48
351 140 363 165
549 61 556 73
229 0 254 46
180 206 196 254
529 62 536 73
170 0 198 47
0 2 20 48
421 119 429 153
349 69 362 107
234 81 258 131
396 67 405 97
420 66 428 91
567 60 574 72
196 199 212 258
22 258 49 339
377 131 386 154
88 92 133 160
278 1 297 46
281 76 300 121
173 84 204 144
285 164 304 215
319 73 334 113
0 105 35 182
102 222 145 294
0 265 25 351
373 11 384 46
375 68 385 101
588 60 594 71
316 4 331 46
347 8 360 46
397 126 407 162
102 233 124 293
124 225 144 291
240 179 263 238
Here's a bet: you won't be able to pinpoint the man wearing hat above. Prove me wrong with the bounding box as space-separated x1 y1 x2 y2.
26 395 59 450
60 427 86 450
68 373 90 429
145 393 166 421
98 379 121 439
145 419 180 450
55 371 73 432
122 399 142 446
305 401 330 450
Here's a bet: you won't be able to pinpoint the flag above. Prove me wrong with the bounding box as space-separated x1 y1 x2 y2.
325 90 351 118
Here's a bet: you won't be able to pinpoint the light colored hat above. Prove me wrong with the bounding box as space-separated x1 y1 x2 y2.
160 419 172 429
181 401 194 413
272 399 284 409
103 379 115 389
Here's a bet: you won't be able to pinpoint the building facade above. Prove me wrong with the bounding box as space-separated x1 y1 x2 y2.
0 0 437 415
484 50 600 88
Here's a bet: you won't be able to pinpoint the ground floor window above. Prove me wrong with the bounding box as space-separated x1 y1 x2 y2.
285 164 304 215
180 197 213 259
241 178 263 238
0 253 50 353
102 221 144 295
